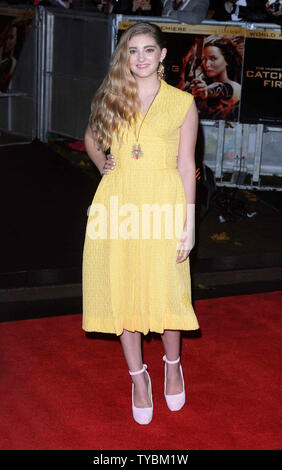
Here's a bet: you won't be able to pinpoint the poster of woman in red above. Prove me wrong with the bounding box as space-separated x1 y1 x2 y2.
179 34 243 122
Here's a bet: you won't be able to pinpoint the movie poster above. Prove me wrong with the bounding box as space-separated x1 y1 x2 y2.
239 28 282 125
118 22 245 122
0 8 34 93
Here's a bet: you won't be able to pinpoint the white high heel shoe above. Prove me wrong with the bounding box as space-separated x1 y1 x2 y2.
129 364 153 425
163 355 186 411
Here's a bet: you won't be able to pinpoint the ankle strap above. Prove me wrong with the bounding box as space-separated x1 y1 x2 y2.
129 364 147 376
163 354 180 364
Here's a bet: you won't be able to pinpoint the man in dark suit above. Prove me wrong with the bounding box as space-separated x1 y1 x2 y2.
161 0 209 24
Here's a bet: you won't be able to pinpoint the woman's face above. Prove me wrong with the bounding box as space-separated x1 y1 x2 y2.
128 33 166 79
203 45 227 78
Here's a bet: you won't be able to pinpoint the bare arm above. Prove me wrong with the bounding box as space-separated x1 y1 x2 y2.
84 124 107 175
177 98 198 205
176 99 199 263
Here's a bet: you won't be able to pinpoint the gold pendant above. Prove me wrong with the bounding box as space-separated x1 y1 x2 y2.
132 143 143 159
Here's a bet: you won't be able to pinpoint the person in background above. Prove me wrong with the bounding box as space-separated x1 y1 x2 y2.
235 0 278 21
207 0 235 20
34 0 72 7
265 0 282 23
236 0 282 23
112 0 163 15
0 23 17 93
161 0 209 24
209 0 282 23
92 0 113 12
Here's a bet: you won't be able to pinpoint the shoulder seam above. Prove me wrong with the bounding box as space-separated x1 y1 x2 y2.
164 81 193 100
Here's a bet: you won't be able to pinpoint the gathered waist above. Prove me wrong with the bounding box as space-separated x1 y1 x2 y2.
112 167 178 172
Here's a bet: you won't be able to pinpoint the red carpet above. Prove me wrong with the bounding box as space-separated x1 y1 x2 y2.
0 291 281 450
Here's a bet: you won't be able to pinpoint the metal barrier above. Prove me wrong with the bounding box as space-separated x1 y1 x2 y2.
37 6 113 141
1 7 281 190
0 6 37 142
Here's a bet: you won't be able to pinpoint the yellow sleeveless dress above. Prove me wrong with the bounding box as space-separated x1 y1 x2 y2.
82 79 200 336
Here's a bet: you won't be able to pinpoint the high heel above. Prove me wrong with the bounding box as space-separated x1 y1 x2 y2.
163 355 185 411
129 364 153 425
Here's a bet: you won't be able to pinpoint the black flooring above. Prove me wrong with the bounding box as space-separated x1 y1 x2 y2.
1 140 281 322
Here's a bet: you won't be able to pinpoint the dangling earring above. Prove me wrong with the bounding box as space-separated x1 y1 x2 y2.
157 61 165 80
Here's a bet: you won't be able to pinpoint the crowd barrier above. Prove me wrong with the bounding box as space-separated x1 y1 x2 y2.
1 5 282 190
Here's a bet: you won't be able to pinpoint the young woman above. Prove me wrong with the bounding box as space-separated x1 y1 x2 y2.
82 22 200 425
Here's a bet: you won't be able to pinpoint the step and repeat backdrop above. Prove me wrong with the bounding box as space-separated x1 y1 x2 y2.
1 12 281 126
1 8 281 178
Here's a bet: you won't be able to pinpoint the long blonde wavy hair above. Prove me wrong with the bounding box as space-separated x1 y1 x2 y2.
89 22 166 152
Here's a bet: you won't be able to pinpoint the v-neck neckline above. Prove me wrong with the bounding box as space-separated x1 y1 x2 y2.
138 79 164 119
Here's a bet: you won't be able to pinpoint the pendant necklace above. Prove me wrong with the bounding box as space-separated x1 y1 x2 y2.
132 80 161 160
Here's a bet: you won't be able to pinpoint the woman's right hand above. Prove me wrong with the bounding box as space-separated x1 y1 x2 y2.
101 155 116 175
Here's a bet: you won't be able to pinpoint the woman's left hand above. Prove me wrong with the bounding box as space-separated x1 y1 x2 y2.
176 221 195 263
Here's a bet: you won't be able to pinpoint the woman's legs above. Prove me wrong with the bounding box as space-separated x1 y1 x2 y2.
161 330 184 394
119 329 152 408
120 328 183 406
